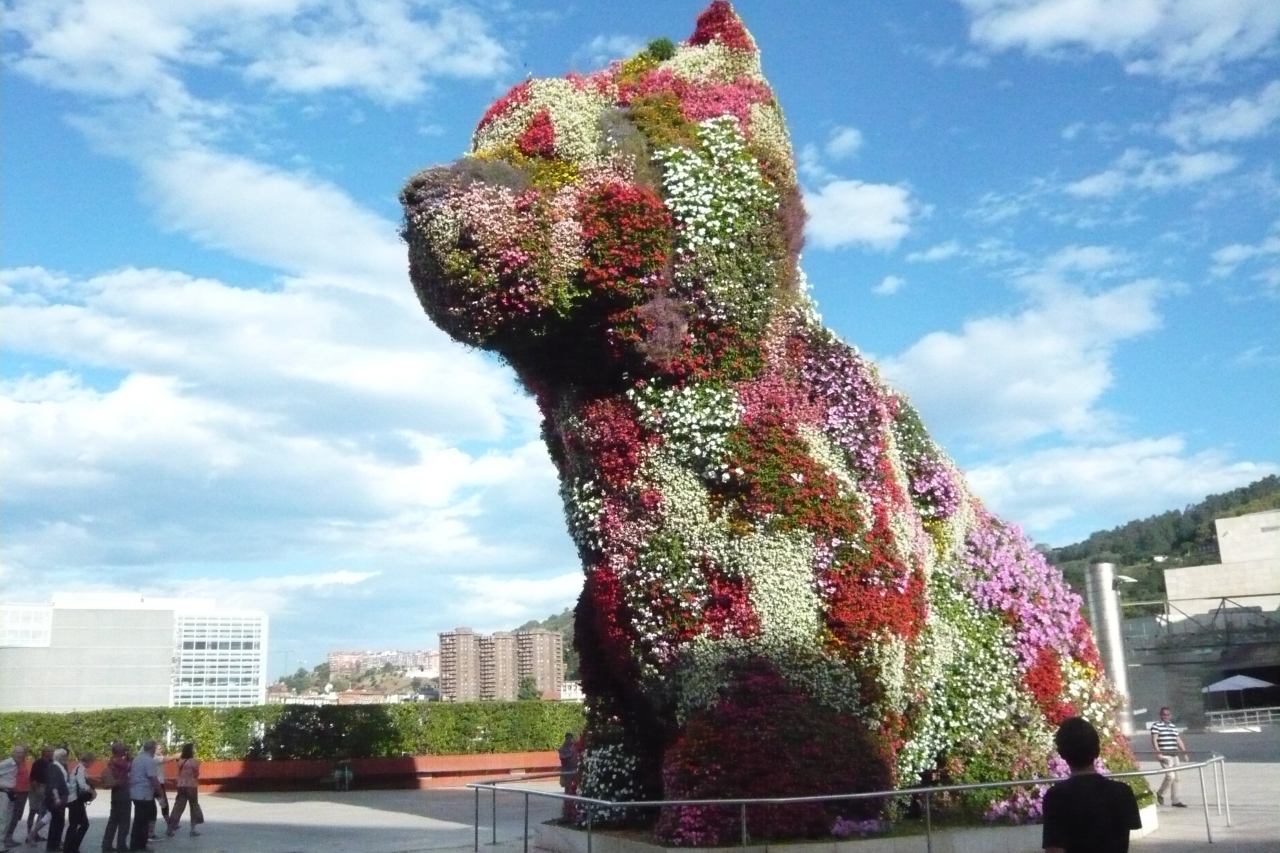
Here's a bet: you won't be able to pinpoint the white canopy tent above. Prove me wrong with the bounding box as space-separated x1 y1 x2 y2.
1202 674 1276 712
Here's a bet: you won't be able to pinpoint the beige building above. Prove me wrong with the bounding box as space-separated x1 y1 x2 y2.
438 627 564 701
480 631 518 700
1163 510 1280 618
439 628 482 701
517 629 565 699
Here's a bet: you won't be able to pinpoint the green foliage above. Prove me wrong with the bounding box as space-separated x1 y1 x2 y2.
518 677 541 701
1046 475 1280 600
645 37 677 61
629 92 700 150
0 702 584 761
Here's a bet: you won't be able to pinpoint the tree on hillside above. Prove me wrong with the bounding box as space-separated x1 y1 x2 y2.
1046 475 1279 603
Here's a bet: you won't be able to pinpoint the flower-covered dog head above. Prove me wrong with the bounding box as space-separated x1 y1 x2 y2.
401 2 804 391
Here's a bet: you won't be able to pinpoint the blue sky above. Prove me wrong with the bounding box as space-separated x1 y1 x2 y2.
3 0 1277 676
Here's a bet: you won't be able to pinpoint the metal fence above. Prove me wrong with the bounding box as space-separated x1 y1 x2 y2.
469 752 1231 853
1206 705 1280 729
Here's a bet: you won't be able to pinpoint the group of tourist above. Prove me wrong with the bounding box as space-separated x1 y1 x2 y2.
0 740 203 852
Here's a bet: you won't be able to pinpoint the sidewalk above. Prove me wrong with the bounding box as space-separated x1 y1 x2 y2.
67 755 1277 853
74 783 564 853
1130 759 1279 852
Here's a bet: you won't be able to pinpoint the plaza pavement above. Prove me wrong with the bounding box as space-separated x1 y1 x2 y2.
66 730 1276 853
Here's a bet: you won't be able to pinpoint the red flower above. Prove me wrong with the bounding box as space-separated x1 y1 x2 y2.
1024 647 1075 725
475 79 532 133
688 1 756 52
516 109 557 158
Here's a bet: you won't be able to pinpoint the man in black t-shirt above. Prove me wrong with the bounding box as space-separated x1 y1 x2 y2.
1042 717 1141 853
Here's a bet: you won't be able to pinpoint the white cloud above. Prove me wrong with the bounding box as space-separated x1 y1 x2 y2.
912 45 991 69
142 145 408 295
825 126 864 160
447 572 583 629
3 0 509 105
1210 223 1280 292
967 438 1278 540
1163 80 1280 147
577 34 645 69
907 241 962 262
1065 148 1239 197
0 258 567 585
881 279 1162 444
959 0 1280 80
873 275 905 295
242 3 507 102
804 180 917 250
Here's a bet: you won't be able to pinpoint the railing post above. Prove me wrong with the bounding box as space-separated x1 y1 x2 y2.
523 791 530 853
587 804 594 853
924 791 933 853
1212 757 1222 815
1197 765 1213 843
474 787 480 853
740 803 747 847
492 786 498 845
1221 760 1232 826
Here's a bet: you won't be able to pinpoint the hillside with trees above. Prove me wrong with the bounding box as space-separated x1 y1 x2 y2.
1046 475 1280 604
517 478 1280 657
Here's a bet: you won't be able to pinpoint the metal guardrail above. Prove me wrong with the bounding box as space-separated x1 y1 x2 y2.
1206 705 1280 729
470 753 1231 852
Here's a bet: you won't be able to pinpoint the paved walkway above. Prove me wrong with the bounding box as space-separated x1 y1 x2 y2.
66 731 1278 853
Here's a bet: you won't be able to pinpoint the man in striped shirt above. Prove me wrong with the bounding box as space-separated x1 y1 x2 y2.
1150 706 1188 807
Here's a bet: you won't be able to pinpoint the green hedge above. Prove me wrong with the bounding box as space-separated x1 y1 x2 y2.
0 702 584 761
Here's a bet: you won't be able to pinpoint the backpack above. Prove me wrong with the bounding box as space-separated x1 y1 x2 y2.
99 763 117 790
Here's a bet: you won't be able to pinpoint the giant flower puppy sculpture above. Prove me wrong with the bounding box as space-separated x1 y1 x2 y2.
402 2 1136 844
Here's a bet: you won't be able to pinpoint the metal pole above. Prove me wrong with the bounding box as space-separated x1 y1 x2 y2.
924 792 933 853
1221 760 1232 826
587 806 593 853
1197 766 1213 843
523 792 530 853
740 803 747 847
491 786 498 845
474 788 480 853
1212 757 1222 816
1085 562 1133 735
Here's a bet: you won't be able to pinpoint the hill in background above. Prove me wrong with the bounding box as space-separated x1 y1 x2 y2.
1045 475 1280 605
519 477 1280 652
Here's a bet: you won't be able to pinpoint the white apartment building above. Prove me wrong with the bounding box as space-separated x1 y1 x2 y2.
0 595 268 711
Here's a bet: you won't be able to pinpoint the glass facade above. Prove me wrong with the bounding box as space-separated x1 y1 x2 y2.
170 613 268 707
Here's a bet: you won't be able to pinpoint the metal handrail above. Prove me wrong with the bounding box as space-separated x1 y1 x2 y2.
470 754 1231 852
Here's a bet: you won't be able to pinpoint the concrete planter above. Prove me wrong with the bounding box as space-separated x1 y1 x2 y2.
82 751 559 792
535 804 1158 853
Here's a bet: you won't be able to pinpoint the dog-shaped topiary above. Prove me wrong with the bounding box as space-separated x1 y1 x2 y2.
401 2 1134 843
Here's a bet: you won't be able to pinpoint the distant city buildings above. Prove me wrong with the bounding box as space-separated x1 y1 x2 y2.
0 595 268 711
439 627 564 701
327 649 440 677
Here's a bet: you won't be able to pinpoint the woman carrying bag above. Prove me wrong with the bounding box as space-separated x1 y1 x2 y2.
62 751 94 853
165 743 203 837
